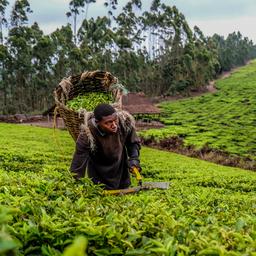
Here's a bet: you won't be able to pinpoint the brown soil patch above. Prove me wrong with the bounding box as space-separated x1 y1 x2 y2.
135 120 164 130
141 136 256 171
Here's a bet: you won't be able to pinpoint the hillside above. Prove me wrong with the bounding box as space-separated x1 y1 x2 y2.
1 123 256 255
140 60 256 169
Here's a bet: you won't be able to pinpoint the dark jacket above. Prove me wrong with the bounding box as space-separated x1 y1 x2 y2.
70 111 140 189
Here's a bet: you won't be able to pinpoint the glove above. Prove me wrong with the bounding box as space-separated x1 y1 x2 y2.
128 158 141 172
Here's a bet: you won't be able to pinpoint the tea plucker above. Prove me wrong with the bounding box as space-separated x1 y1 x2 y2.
70 103 141 190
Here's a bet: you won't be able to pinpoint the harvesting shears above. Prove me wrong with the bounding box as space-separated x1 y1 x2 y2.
103 166 169 196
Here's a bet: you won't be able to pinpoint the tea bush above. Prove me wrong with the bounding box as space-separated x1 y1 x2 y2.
140 60 256 161
1 123 256 255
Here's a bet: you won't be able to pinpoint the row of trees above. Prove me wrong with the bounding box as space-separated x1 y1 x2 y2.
0 0 256 114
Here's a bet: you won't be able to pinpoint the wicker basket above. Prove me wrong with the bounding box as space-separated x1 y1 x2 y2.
54 70 123 141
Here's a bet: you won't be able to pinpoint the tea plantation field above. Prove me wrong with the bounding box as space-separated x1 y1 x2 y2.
1 123 256 255
140 60 256 162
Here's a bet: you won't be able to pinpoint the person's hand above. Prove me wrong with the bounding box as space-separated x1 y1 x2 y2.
128 159 141 172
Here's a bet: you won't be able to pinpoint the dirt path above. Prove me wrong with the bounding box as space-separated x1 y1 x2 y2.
206 81 217 93
202 64 248 95
19 118 66 129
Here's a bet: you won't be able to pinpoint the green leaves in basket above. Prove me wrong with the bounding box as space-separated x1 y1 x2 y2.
66 92 114 111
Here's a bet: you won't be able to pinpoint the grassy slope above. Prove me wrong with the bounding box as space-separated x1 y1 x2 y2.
140 60 256 160
1 123 256 255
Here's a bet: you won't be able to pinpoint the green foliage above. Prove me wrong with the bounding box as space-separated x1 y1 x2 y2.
66 92 114 111
213 32 255 72
63 236 88 256
1 1 256 114
0 206 19 255
140 60 256 160
10 0 32 27
1 123 256 255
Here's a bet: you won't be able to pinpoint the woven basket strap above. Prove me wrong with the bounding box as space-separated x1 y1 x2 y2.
54 90 62 107
104 71 116 88
54 77 73 105
80 71 96 81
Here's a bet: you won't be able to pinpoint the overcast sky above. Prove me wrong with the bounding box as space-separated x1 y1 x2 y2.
6 0 256 43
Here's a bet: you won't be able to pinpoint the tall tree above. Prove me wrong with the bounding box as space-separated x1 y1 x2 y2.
66 0 91 45
51 25 77 79
10 0 32 27
0 42 10 112
7 0 33 112
30 23 55 111
0 0 9 112
78 16 114 70
84 0 96 20
0 0 9 44
115 0 142 48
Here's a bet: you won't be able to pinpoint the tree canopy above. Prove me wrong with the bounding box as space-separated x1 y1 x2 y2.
0 0 255 114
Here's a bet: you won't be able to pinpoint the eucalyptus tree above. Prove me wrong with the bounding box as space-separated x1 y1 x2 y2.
114 0 142 48
141 0 161 58
237 36 251 65
78 16 114 70
30 23 55 111
7 0 33 112
228 32 253 66
7 26 33 112
111 0 143 87
0 0 8 43
10 0 32 27
50 24 80 81
0 41 10 113
141 2 194 95
212 32 256 72
84 0 96 20
190 26 220 88
0 0 9 112
247 39 256 60
66 0 85 45
212 34 229 72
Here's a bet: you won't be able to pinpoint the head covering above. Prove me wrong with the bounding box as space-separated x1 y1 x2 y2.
94 103 116 121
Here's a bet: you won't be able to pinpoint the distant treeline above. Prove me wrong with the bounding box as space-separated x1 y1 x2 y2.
0 0 256 114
